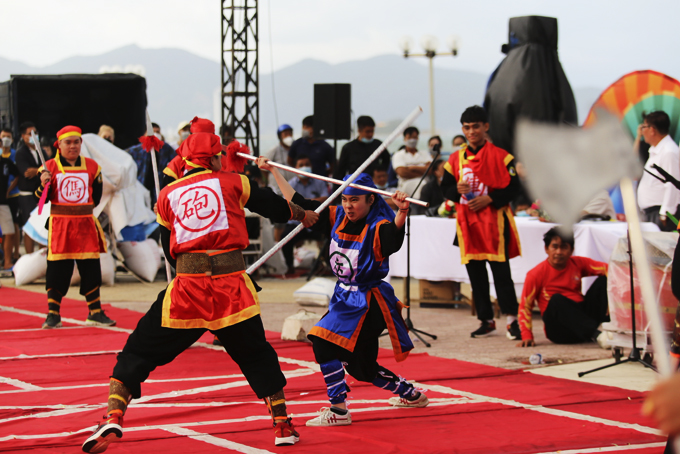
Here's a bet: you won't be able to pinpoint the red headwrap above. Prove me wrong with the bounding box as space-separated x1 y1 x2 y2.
53 125 83 174
190 117 215 134
222 140 250 173
177 117 222 170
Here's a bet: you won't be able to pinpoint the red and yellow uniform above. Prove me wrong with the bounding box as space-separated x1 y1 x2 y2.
156 169 259 329
41 156 106 260
444 142 521 264
519 256 608 341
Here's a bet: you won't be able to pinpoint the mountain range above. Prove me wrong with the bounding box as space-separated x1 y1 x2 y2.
0 44 603 152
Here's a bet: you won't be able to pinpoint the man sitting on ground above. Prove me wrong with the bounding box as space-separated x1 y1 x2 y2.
517 227 610 347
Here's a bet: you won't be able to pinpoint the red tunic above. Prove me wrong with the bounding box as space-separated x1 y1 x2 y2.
42 157 106 261
156 169 258 330
519 257 608 341
444 142 521 264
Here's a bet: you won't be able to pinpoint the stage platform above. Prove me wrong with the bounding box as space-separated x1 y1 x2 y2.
0 288 666 453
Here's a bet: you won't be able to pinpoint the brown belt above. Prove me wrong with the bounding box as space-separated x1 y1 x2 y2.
176 250 246 276
50 204 94 216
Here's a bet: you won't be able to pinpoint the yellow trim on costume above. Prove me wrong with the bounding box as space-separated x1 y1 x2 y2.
48 310 60 315
156 213 171 229
167 169 212 187
109 394 128 404
270 399 286 406
58 131 81 141
182 157 205 169
48 299 61 305
55 151 65 174
163 167 179 180
161 273 261 329
503 153 514 166
87 298 101 305
239 174 251 209
443 161 454 176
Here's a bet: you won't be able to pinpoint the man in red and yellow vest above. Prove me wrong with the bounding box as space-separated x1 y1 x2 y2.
36 125 113 329
82 117 316 453
441 106 522 339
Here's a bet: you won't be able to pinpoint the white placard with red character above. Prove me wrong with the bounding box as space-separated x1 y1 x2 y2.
56 172 90 204
168 178 229 244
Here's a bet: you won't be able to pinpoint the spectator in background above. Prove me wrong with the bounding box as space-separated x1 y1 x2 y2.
281 154 329 274
220 124 234 146
263 124 296 196
263 124 295 241
391 127 431 199
126 127 175 204
171 121 191 150
15 121 47 254
334 116 390 180
152 123 164 141
98 125 115 144
0 145 19 270
452 134 466 149
517 228 610 348
419 159 445 213
427 136 443 159
288 115 335 177
40 137 54 159
636 111 680 231
372 166 398 211
1 128 20 262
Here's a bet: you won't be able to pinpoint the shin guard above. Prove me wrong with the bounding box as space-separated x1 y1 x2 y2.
320 360 350 405
372 366 419 399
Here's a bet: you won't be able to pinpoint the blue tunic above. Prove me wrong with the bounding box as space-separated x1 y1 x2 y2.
308 204 413 362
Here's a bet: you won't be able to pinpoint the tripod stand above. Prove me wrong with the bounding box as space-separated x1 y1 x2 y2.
399 148 442 347
579 231 657 377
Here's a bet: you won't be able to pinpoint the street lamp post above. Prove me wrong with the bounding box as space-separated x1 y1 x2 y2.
399 35 459 135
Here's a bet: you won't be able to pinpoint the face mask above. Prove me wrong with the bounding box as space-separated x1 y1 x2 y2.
282 136 294 147
406 138 418 149
29 136 37 145
360 137 374 144
153 132 163 141
375 182 388 190
180 131 190 140
301 129 311 139
298 166 312 174
1 137 12 147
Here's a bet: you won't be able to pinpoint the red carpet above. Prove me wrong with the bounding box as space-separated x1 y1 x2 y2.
0 287 667 453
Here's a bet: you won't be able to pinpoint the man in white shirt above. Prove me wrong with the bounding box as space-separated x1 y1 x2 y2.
637 111 680 231
391 127 431 199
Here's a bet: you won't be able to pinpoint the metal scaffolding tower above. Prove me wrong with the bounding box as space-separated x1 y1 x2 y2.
221 0 259 155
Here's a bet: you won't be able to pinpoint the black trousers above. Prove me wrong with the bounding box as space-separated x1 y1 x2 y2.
542 275 610 344
112 288 286 399
46 258 101 297
465 215 518 321
281 223 324 269
311 293 385 383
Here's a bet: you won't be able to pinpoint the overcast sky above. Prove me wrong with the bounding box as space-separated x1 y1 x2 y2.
1 0 678 88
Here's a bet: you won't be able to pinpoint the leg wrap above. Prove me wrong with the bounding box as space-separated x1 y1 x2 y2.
372 366 419 399
47 288 63 315
107 378 132 416
264 389 289 424
85 286 102 313
320 359 350 405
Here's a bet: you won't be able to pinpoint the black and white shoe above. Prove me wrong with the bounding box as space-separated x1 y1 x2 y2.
470 320 496 338
42 313 62 329
506 320 521 340
86 311 116 327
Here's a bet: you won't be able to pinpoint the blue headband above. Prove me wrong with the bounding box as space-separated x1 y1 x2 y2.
342 173 376 196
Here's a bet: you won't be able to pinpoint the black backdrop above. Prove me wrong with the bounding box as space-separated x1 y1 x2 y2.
0 74 147 150
483 16 577 159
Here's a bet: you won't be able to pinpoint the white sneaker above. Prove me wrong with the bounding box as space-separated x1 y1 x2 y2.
597 331 613 350
305 407 352 427
388 392 429 408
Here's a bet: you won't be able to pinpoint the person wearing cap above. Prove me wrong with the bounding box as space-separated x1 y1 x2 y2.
82 117 316 453
35 126 113 329
287 115 335 177
261 160 429 428
262 124 296 240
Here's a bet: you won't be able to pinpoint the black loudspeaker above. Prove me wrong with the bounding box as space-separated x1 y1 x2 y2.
313 83 351 140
